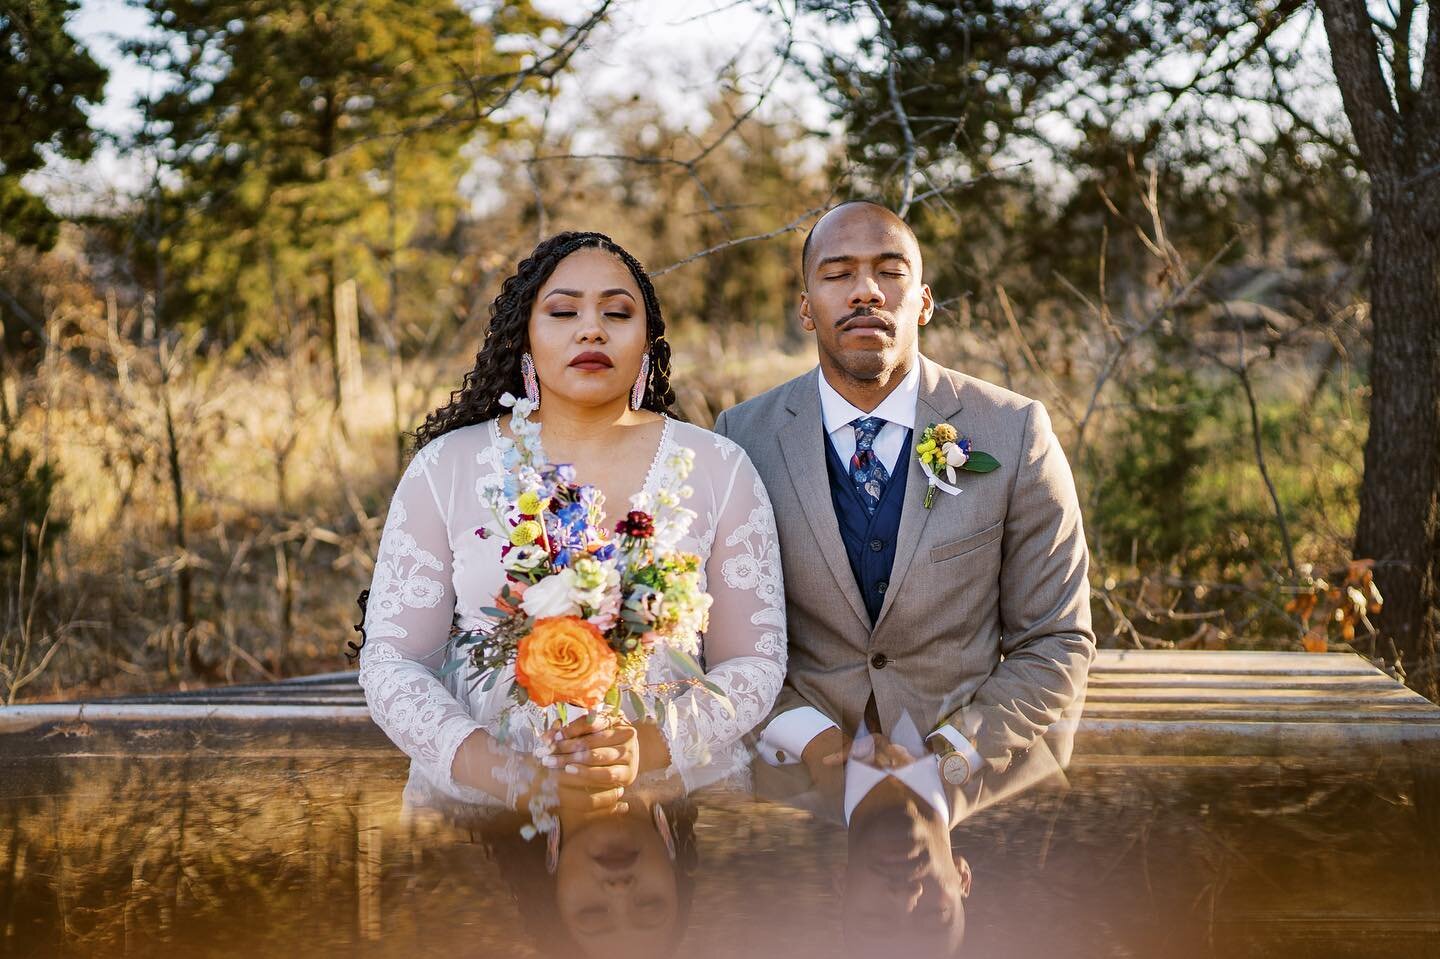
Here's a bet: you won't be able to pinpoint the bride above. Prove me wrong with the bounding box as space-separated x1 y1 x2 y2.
357 231 786 816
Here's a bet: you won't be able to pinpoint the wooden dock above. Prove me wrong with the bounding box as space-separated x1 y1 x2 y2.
2 648 1438 763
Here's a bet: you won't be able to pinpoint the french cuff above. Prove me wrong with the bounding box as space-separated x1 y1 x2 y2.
758 707 837 766
930 722 985 782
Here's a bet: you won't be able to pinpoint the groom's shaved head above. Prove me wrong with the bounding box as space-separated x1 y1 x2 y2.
798 198 933 394
801 200 921 280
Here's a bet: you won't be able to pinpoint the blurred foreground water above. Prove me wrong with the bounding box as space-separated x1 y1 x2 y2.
2 743 1437 958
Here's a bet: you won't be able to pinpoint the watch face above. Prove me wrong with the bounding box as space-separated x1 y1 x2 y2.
940 753 970 785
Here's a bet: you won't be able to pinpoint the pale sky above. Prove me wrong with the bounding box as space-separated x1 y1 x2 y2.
34 0 840 211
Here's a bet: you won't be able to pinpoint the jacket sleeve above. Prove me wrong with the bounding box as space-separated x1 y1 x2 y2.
940 400 1095 773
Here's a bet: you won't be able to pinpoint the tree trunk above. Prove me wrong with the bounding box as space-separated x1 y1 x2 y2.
1318 0 1440 701
1353 200 1440 701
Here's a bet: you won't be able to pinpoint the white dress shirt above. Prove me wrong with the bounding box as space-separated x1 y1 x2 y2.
842 713 950 824
756 362 985 783
817 361 919 476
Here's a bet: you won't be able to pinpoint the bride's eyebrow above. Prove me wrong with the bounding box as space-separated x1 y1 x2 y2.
541 288 635 301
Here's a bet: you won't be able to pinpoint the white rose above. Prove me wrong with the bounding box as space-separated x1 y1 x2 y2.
943 442 969 468
520 569 580 619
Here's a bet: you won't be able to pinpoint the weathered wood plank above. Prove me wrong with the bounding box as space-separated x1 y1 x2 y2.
3 650 1438 762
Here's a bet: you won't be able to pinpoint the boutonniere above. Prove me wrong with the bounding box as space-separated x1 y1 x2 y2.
916 423 1000 508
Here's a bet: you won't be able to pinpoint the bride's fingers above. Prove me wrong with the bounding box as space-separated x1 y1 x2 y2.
547 712 613 743
542 745 625 767
548 724 635 755
556 762 633 788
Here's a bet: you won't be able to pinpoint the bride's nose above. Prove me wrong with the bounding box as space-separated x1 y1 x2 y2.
576 308 608 343
599 873 635 891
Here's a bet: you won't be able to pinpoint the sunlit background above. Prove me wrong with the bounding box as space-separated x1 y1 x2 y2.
2 0 1434 703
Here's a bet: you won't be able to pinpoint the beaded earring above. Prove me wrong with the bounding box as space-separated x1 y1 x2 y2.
654 802 676 861
630 352 651 411
521 352 540 408
545 820 561 875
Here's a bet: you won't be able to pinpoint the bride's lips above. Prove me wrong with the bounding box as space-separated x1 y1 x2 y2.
569 351 614 371
591 848 640 871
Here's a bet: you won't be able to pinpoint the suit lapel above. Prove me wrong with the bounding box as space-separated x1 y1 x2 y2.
779 369 873 631
874 356 964 629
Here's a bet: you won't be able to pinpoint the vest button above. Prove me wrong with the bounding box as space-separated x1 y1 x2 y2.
869 538 884 552
876 580 888 593
870 652 889 669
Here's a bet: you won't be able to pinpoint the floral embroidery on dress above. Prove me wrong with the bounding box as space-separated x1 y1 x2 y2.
357 416 787 804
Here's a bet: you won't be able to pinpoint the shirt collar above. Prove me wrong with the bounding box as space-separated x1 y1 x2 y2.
817 360 920 436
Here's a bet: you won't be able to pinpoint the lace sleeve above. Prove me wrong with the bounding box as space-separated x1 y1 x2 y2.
661 442 787 787
357 447 537 806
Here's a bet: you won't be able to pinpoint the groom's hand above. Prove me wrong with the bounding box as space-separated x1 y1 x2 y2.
850 734 920 769
804 726 850 773
802 727 850 812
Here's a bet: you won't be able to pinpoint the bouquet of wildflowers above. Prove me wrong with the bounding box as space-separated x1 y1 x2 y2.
453 394 724 741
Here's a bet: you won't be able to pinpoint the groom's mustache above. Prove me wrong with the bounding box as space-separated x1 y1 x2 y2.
838 307 895 332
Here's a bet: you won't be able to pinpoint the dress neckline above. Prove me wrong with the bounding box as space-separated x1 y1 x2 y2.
489 414 674 513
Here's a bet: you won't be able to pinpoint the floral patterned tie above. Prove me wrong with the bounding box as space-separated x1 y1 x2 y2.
849 416 890 516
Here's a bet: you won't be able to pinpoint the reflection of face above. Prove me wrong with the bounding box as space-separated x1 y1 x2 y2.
800 204 933 385
554 807 679 959
527 247 649 411
842 781 967 958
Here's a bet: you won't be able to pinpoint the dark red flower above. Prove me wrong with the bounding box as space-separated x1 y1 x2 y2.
615 510 655 539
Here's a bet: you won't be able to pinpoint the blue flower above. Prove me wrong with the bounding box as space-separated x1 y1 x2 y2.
556 502 588 528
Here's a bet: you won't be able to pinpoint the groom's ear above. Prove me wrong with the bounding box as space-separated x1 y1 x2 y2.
799 290 817 333
918 283 934 327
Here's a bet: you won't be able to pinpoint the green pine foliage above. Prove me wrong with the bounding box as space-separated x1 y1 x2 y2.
124 0 558 343
0 0 107 250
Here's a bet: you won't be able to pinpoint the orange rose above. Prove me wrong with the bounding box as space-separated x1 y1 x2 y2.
514 616 617 709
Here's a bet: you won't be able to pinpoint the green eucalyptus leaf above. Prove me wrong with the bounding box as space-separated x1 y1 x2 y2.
963 452 1001 473
664 645 704 678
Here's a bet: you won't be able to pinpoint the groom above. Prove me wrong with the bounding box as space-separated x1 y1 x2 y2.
714 200 1094 800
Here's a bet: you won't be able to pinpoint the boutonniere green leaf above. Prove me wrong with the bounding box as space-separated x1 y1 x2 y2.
916 423 1000 508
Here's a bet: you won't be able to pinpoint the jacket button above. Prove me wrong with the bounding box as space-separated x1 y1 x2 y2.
869 539 884 552
870 652 889 669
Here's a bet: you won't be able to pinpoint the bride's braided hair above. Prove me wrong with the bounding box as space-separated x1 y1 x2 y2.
413 231 676 451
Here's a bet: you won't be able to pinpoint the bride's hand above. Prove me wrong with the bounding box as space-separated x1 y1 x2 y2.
543 713 641 792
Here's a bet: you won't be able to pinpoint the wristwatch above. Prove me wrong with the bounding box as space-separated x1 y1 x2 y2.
926 728 978 786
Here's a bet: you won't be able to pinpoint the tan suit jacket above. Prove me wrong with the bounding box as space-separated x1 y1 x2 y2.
714 354 1094 774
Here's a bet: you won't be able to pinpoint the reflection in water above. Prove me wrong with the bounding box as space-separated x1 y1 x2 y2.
1 751 1437 957
843 778 970 958
474 800 697 959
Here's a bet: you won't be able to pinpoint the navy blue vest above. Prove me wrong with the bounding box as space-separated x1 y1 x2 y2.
824 428 911 624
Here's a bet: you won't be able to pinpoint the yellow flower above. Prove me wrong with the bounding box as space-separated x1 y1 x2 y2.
916 439 936 454
510 520 543 546
933 423 958 444
517 491 549 515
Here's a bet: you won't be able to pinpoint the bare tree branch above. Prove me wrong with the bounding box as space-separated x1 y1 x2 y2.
864 0 917 215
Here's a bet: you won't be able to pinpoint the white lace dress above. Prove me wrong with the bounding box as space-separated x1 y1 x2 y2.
357 416 786 811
